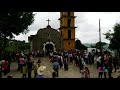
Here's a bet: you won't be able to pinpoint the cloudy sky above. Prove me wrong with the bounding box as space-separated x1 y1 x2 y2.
14 12 120 44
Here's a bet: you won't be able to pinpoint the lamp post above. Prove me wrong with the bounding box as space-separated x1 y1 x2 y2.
99 19 102 54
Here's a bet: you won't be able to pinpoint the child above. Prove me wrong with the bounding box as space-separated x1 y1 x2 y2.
33 62 38 78
84 66 90 78
37 59 41 67
22 64 27 78
80 69 84 78
103 66 108 78
52 70 57 78
98 65 104 78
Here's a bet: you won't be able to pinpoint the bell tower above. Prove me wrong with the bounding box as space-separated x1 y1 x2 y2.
59 12 76 50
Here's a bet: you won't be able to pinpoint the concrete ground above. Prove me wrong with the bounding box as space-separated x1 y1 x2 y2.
2 56 120 78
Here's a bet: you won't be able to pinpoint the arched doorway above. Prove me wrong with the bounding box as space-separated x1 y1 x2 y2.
43 41 56 54
45 44 53 55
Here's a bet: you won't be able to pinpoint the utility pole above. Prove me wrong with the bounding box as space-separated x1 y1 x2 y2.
99 19 102 54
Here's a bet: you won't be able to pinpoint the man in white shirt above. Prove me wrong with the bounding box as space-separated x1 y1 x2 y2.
96 55 101 68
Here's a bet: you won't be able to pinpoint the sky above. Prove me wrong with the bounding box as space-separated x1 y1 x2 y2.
14 12 120 44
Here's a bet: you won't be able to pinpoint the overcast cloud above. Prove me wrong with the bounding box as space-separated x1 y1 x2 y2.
14 12 120 44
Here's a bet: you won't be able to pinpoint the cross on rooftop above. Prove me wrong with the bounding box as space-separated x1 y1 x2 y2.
46 18 51 25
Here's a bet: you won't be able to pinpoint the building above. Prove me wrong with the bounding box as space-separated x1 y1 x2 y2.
28 24 63 53
28 12 76 53
59 12 76 50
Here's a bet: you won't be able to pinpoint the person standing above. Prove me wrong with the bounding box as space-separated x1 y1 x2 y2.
69 53 73 62
58 54 63 68
108 55 113 78
88 52 92 64
27 57 33 78
103 66 108 78
98 65 104 78
83 66 90 78
33 62 39 78
84 53 88 64
19 56 26 73
96 55 101 68
3 59 8 76
37 59 41 67
113 55 118 72
53 59 60 77
22 64 27 78
63 56 69 71
108 62 113 78
80 69 84 78
52 70 57 78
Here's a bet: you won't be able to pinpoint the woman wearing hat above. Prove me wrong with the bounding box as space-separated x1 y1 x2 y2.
35 66 46 78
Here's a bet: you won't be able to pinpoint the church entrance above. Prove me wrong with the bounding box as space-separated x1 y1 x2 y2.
45 44 53 55
43 41 56 54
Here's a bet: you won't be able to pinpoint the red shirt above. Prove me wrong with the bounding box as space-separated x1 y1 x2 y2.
3 60 8 70
19 58 25 64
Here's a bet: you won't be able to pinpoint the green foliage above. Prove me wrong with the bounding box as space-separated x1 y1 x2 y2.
0 12 34 37
5 40 30 52
0 12 35 52
104 23 120 55
104 30 113 40
75 39 87 50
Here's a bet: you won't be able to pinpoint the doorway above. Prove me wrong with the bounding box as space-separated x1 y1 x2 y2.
45 44 53 55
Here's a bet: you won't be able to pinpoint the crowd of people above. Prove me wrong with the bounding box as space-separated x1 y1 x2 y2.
0 49 120 78
49 49 120 78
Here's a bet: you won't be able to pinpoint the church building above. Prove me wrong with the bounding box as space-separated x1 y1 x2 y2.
28 12 76 53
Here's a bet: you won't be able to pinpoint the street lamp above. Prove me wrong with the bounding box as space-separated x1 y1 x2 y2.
99 19 102 54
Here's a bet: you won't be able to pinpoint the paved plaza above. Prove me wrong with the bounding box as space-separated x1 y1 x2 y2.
2 57 120 78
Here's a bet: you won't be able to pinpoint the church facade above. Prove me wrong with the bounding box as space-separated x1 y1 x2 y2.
28 12 76 52
28 25 63 52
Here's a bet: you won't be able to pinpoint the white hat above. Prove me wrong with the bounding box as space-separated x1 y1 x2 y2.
37 66 46 75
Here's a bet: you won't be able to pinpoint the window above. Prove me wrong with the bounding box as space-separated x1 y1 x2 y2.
68 19 71 27
68 12 70 16
68 30 71 39
68 42 70 45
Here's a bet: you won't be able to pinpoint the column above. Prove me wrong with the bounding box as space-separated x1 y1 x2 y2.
43 43 46 52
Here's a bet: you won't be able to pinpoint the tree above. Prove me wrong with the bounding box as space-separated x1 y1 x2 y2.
5 40 30 52
75 39 87 50
0 12 35 52
95 42 107 49
104 23 120 56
